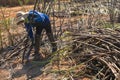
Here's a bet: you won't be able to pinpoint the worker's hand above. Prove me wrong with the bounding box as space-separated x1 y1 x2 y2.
52 47 57 53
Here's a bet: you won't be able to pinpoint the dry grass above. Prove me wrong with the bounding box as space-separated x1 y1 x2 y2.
0 0 120 80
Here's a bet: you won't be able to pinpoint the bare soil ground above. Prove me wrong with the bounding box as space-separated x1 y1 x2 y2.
0 5 33 18
0 5 93 80
1 5 119 80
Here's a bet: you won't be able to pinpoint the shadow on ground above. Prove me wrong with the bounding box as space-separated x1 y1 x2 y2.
13 60 49 79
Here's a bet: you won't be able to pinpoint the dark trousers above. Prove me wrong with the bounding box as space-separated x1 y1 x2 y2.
34 22 57 56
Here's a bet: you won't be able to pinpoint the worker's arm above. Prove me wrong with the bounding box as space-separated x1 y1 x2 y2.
24 23 34 42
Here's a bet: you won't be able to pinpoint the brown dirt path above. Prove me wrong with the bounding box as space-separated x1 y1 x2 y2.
0 5 33 19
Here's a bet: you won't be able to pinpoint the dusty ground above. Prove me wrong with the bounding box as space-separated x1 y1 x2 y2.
0 5 33 19
0 5 110 80
1 0 120 79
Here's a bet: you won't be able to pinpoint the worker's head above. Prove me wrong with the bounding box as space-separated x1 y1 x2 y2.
16 11 29 25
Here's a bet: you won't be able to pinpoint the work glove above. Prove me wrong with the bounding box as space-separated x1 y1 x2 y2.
52 47 57 53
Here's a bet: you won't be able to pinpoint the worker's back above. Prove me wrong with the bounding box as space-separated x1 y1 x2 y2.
28 10 50 26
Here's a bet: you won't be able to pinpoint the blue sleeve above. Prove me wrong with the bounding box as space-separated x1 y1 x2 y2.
24 23 34 40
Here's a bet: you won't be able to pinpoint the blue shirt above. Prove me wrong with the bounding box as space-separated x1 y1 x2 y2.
24 10 50 40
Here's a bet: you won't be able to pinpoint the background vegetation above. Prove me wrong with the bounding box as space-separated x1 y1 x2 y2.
0 0 34 7
0 0 120 80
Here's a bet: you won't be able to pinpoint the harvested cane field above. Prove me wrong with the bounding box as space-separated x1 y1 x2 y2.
0 0 120 80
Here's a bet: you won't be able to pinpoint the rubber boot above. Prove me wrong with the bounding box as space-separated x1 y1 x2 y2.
33 34 42 61
47 33 57 53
